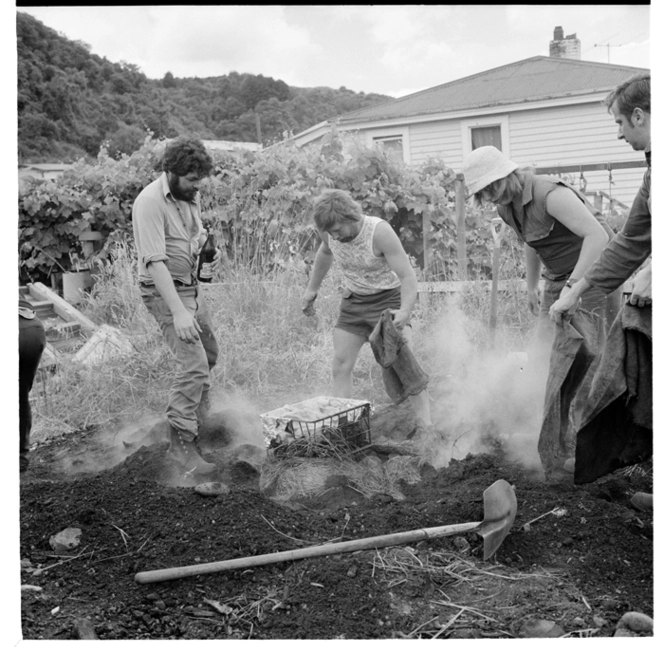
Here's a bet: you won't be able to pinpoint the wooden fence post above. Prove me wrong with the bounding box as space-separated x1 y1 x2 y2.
419 210 431 310
455 174 467 280
422 210 431 281
593 193 603 213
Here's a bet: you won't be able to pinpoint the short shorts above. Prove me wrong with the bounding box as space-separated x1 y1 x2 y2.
335 287 405 340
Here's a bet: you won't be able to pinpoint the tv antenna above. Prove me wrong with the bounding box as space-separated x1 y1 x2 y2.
592 31 646 63
593 41 622 63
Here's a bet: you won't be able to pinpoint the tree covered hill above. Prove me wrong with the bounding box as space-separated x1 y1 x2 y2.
17 11 392 163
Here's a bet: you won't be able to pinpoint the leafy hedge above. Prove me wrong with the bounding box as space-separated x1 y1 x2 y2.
18 131 512 283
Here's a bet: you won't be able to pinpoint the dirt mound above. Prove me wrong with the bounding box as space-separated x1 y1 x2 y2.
19 407 653 640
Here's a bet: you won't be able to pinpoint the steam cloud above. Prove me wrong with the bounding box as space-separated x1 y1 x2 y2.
422 295 550 471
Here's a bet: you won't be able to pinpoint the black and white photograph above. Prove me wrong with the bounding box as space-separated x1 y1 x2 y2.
7 4 655 644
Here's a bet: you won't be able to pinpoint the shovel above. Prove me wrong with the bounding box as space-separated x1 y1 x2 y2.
134 479 517 585
489 216 506 343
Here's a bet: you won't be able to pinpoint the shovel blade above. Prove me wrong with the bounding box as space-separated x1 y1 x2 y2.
477 479 517 559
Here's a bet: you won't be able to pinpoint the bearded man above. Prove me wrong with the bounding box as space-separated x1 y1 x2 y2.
132 137 221 473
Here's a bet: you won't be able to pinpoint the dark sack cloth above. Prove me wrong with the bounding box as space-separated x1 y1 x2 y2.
369 309 429 404
573 303 652 484
538 309 602 474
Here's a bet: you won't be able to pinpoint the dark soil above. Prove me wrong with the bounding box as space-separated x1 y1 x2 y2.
19 407 653 640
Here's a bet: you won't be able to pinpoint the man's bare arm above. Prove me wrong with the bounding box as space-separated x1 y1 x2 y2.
373 222 418 329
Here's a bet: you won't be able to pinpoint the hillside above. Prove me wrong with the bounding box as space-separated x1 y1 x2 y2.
16 11 392 163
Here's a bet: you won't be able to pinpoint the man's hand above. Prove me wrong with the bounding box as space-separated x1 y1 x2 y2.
390 308 411 331
173 309 202 343
549 286 581 324
301 290 318 316
211 247 223 273
628 264 652 307
527 288 540 315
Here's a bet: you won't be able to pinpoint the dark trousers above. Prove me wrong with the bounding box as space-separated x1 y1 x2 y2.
19 316 46 464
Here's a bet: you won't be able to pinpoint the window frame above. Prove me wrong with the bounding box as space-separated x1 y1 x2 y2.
367 127 410 164
460 115 510 159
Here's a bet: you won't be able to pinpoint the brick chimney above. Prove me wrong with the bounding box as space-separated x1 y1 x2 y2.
549 26 581 60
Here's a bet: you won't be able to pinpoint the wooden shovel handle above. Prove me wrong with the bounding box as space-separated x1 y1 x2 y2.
134 521 481 584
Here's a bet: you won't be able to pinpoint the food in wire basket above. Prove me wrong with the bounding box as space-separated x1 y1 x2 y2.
261 396 371 454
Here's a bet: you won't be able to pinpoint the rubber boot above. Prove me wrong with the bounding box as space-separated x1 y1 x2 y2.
167 423 216 474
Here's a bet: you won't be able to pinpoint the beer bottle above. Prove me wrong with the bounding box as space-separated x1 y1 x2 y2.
197 230 216 283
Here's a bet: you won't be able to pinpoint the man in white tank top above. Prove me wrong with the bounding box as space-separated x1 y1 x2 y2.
302 189 432 431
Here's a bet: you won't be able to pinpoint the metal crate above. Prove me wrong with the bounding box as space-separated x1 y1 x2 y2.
261 397 372 455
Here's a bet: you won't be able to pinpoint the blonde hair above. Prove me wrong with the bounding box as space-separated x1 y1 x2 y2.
472 169 525 208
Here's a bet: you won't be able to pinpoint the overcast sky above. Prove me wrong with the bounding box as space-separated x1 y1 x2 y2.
14 4 651 98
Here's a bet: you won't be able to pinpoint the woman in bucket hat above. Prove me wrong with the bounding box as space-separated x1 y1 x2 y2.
462 146 620 349
462 147 621 470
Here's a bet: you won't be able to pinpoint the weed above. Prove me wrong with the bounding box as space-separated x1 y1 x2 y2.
30 240 535 444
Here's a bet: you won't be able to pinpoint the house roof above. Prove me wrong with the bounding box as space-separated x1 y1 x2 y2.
20 163 73 171
335 56 649 124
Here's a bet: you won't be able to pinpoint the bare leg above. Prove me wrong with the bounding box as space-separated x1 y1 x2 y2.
331 328 365 398
401 325 432 426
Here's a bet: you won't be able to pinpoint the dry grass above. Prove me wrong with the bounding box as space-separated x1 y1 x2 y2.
371 547 569 639
259 450 423 503
617 459 653 481
267 427 369 461
29 239 535 445
185 587 287 639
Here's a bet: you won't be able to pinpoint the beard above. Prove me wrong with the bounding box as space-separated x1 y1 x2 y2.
169 175 197 202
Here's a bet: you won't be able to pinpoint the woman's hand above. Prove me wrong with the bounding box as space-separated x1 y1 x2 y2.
549 287 581 324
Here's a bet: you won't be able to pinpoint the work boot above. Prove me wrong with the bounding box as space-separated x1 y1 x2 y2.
168 423 216 474
630 492 653 512
406 419 435 443
563 458 575 474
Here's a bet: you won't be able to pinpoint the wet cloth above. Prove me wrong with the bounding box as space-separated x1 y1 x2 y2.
538 309 603 474
533 276 618 354
369 309 429 404
573 303 652 484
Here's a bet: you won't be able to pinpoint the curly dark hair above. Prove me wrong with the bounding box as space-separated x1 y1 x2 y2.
161 137 213 178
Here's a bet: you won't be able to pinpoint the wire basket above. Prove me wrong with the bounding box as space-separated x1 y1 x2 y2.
261 397 372 457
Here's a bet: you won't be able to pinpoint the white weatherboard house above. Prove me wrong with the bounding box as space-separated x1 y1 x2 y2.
202 139 262 153
292 28 649 207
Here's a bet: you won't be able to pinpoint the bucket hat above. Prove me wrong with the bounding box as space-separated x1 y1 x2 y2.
462 146 519 196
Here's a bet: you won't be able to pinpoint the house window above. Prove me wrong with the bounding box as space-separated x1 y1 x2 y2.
471 125 502 150
461 115 510 160
373 136 404 161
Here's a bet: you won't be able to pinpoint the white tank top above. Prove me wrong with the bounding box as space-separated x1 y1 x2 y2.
328 215 400 295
